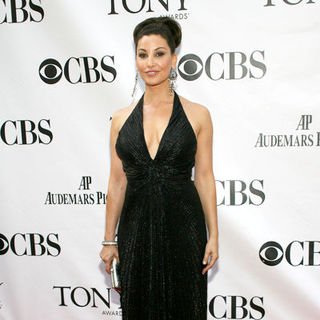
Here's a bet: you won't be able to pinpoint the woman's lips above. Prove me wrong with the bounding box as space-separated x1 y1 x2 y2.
145 71 159 76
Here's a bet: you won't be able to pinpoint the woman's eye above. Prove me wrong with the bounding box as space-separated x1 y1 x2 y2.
156 51 165 57
138 53 147 58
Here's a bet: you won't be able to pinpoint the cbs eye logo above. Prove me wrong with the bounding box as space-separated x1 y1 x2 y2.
178 51 266 81
39 59 63 84
178 54 203 81
0 234 9 255
39 56 117 84
0 233 61 256
259 241 284 266
259 240 320 267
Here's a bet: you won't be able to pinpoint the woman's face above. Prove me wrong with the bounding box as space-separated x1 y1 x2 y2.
136 34 177 89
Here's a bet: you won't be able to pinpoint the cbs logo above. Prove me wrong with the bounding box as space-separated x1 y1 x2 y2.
0 0 44 24
216 179 265 206
39 55 117 84
0 233 61 256
178 51 266 81
1 119 52 145
259 241 320 266
209 295 265 320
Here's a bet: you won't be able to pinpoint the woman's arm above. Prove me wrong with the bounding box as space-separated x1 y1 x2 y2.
103 110 128 241
193 104 219 273
100 109 128 273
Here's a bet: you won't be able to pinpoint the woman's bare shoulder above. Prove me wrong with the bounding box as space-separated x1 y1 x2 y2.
111 101 139 132
178 95 211 120
177 94 212 136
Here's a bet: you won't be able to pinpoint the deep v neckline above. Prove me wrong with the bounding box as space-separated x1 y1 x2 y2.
141 91 177 162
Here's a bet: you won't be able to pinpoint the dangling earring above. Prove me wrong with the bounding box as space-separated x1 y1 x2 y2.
132 71 138 97
169 67 177 96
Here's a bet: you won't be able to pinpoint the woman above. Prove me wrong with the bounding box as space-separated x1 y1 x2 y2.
100 16 218 319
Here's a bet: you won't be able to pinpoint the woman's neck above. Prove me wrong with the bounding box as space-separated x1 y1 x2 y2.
143 80 174 105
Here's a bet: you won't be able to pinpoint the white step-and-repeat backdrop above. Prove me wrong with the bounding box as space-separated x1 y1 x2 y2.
1 1 320 319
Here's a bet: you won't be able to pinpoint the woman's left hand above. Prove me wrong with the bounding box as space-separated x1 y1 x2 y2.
202 237 218 274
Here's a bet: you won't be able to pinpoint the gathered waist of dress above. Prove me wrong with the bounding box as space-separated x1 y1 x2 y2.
125 165 192 186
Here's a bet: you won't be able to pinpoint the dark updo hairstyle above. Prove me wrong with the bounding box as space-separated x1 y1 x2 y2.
133 16 182 54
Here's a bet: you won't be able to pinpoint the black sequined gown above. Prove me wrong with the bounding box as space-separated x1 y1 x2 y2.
116 91 208 320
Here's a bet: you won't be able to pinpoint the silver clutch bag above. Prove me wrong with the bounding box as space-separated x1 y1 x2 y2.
111 258 121 293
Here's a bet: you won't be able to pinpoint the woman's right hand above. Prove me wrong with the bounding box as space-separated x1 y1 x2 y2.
100 245 119 274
